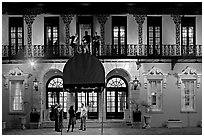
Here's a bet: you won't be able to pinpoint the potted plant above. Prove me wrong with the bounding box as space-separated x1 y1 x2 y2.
30 107 40 129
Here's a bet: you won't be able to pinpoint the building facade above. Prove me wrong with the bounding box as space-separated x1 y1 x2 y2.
2 2 202 129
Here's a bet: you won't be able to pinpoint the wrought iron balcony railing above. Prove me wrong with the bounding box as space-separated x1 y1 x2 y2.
2 44 202 60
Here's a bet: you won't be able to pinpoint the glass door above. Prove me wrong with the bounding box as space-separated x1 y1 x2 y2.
76 91 98 119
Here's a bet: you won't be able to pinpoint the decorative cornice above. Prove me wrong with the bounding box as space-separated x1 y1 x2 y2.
177 66 201 88
23 15 37 25
171 14 182 24
143 66 168 89
3 67 31 89
96 14 109 25
61 14 74 24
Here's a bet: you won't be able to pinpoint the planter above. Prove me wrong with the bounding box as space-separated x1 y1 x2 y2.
167 120 183 128
30 122 41 129
2 121 6 130
142 115 151 128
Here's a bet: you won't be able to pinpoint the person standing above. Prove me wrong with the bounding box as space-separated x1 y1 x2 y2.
78 103 88 131
70 34 79 54
57 104 63 132
82 31 91 53
67 105 76 132
54 103 59 132
93 32 101 56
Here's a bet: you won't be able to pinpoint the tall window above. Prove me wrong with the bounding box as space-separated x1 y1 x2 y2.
9 17 24 57
9 81 24 112
106 76 128 119
181 17 196 55
148 80 162 111
112 16 127 55
147 17 162 56
44 17 59 55
181 80 196 111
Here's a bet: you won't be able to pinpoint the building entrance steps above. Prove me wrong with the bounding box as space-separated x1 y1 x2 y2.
41 119 131 128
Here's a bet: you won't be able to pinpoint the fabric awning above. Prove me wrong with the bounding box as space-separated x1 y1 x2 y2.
63 53 105 90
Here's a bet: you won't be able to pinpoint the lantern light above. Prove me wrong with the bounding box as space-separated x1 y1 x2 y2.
33 77 39 91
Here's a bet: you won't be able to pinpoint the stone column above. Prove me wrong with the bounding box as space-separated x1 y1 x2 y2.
96 14 109 56
171 14 182 55
133 14 146 45
61 14 74 56
171 15 181 45
23 15 36 57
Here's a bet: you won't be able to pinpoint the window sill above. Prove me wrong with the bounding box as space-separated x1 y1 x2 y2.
149 111 164 114
180 111 197 113
8 112 25 115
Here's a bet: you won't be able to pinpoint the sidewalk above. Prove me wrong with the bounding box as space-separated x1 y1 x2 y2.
2 127 202 135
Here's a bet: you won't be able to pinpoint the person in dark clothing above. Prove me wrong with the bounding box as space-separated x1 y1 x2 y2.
67 105 76 132
82 31 91 53
54 103 59 131
93 32 101 56
57 104 63 132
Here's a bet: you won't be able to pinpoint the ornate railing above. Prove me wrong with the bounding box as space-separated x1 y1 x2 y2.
2 44 202 59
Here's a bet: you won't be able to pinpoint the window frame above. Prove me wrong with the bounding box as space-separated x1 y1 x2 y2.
9 17 24 57
147 16 162 56
9 80 24 113
147 79 163 112
181 79 196 112
181 17 196 55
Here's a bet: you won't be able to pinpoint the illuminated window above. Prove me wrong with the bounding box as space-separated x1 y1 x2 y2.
181 17 195 55
181 80 196 111
10 81 24 112
148 80 162 111
9 17 24 56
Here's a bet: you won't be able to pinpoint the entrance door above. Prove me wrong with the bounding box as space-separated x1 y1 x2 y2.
47 77 67 120
76 91 98 119
106 76 128 119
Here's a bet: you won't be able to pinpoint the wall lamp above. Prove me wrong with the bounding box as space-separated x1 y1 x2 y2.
133 76 140 90
33 77 39 91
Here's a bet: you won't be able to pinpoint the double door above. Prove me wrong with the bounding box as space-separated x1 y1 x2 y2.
106 90 127 119
76 92 98 119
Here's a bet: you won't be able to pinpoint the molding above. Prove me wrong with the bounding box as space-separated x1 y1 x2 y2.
177 66 201 88
143 66 168 89
3 67 31 89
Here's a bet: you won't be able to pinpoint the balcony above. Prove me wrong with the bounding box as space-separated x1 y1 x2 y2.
2 44 202 60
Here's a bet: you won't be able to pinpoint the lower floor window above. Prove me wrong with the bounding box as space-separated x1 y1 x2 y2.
10 81 24 112
181 80 196 112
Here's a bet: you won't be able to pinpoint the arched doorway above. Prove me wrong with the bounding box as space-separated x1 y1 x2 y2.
46 76 67 120
106 76 128 119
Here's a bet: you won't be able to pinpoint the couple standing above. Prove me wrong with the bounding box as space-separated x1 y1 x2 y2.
67 103 88 132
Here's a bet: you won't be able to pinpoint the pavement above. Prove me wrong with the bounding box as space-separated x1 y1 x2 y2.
2 127 202 135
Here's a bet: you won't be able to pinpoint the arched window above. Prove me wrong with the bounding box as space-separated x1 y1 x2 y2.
106 76 128 119
48 77 63 88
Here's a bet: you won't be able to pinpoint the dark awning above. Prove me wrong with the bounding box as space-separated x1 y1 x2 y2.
63 53 105 90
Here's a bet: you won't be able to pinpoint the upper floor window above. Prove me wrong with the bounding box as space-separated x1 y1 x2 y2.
44 17 59 55
112 16 127 55
147 17 162 56
9 17 24 57
181 17 196 55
